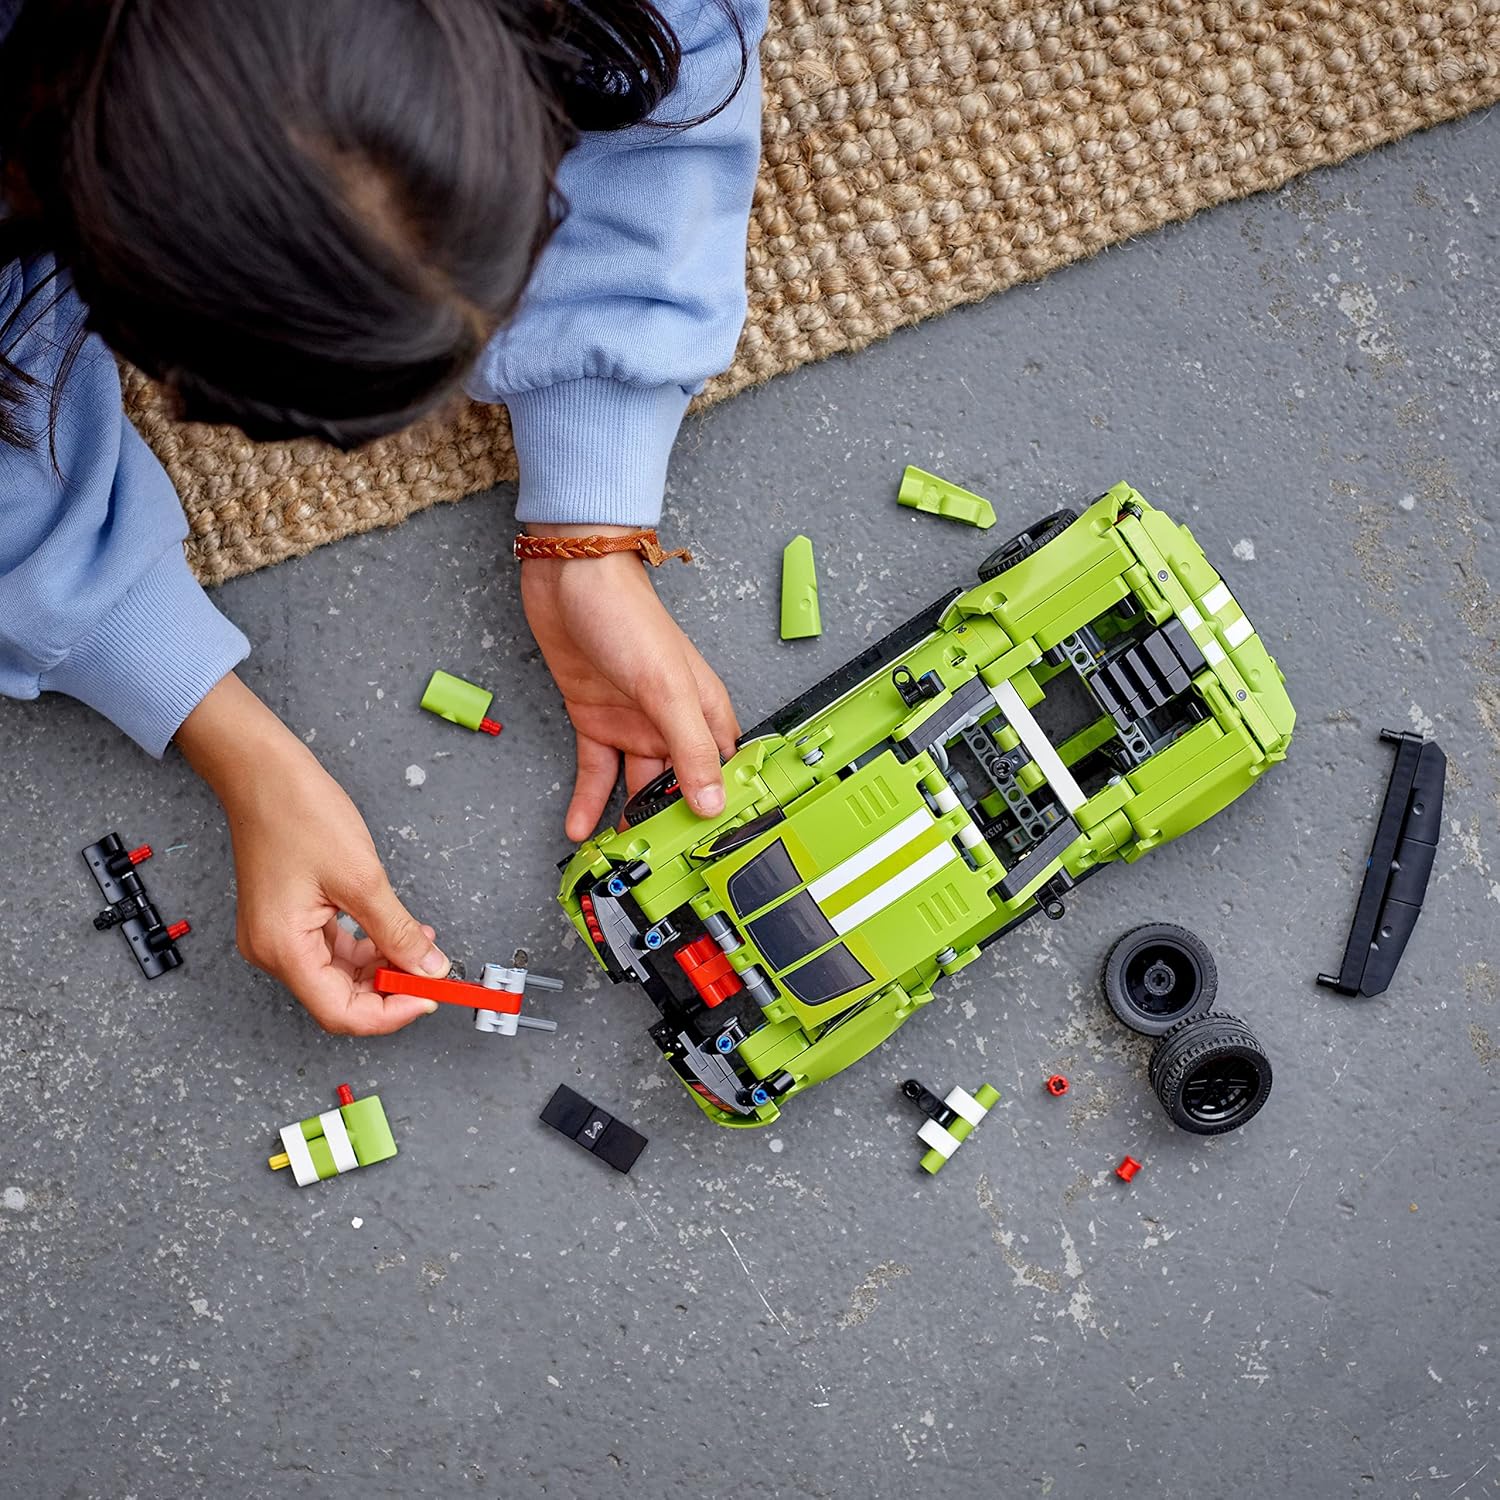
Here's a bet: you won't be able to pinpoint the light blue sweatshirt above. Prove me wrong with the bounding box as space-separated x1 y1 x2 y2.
0 0 766 755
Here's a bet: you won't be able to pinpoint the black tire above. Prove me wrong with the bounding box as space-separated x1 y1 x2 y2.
1148 1012 1272 1136
1101 922 1217 1036
622 769 682 827
977 509 1080 582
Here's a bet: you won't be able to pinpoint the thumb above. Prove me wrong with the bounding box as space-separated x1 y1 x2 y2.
649 664 726 819
342 872 448 977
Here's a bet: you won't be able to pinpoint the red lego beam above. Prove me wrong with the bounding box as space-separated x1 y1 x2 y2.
371 968 521 1012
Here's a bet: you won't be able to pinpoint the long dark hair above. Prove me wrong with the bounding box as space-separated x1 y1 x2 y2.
0 0 745 452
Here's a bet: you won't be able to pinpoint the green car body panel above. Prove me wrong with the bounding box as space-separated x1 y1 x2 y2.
558 482 1295 1127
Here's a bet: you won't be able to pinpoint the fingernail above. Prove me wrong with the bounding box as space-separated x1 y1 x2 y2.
694 784 725 816
420 947 448 976
421 1000 439 1016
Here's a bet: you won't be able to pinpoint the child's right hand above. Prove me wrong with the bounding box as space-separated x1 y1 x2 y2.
175 674 448 1035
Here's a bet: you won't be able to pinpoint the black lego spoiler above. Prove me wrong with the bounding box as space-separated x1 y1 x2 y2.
1317 730 1445 998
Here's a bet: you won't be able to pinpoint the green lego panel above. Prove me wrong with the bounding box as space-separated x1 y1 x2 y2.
342 1096 397 1166
780 534 822 639
420 669 493 731
898 465 997 529
559 474 1294 1128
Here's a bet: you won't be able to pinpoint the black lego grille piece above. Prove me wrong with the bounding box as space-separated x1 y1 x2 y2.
539 1084 648 1174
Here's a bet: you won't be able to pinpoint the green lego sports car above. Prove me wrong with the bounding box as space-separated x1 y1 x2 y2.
558 480 1295 1127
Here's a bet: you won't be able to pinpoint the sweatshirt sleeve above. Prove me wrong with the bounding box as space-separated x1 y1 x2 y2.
466 0 768 527
0 256 249 755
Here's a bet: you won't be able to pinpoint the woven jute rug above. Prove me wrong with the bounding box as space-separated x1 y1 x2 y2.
126 0 1500 586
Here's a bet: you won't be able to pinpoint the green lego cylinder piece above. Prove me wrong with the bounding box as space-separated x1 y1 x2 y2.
421 670 497 733
779 535 821 640
920 1083 1000 1174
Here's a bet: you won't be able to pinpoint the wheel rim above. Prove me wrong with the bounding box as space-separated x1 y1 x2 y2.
1122 942 1201 1020
1180 1056 1262 1125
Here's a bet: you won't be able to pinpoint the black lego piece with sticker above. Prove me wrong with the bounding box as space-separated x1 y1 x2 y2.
540 1084 648 1173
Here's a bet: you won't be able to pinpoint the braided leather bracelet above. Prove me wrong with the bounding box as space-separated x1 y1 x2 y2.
513 529 693 566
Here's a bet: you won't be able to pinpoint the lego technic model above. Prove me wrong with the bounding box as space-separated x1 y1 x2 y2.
558 480 1296 1128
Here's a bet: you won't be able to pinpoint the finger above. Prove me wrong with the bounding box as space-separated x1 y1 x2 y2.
623 754 668 798
690 655 741 761
265 930 438 1036
567 732 621 842
339 870 448 977
646 658 727 819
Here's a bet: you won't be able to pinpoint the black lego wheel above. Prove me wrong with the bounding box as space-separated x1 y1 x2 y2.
622 769 683 827
1148 1012 1272 1136
977 508 1080 582
1101 922 1217 1036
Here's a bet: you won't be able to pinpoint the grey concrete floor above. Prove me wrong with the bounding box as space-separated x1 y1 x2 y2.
3 116 1499 1500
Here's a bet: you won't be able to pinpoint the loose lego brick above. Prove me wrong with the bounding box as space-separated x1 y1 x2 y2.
780 535 822 640
82 831 187 980
268 1087 397 1186
421 669 501 735
540 1084 647 1173
897 465 997 529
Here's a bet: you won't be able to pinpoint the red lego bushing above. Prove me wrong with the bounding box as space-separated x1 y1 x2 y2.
1115 1155 1142 1183
1046 1074 1069 1096
336 1084 355 1107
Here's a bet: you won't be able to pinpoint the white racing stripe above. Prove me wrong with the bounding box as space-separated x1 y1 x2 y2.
279 1123 319 1188
1178 603 1203 631
807 808 932 903
945 1086 989 1126
991 681 1086 814
1202 639 1226 666
1223 615 1254 648
828 841 959 936
319 1110 358 1175
918 1119 959 1159
1202 581 1233 615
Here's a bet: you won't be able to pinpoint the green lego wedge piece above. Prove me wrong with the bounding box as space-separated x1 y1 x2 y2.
342 1095 398 1166
421 669 495 732
780 534 822 640
898 465 997 530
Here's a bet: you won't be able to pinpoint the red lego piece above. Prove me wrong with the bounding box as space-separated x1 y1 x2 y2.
336 1084 355 1107
165 920 191 942
371 967 521 1012
1115 1155 1142 1183
1046 1074 1069 1097
478 716 502 736
127 845 152 866
673 935 744 1008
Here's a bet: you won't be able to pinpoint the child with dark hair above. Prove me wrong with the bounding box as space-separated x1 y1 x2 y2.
0 0 765 1033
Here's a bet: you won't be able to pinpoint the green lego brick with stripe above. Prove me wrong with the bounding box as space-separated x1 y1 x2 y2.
558 482 1294 1128
291 1096 398 1181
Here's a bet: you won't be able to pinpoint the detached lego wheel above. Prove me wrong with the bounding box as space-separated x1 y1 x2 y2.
1101 922 1217 1036
1148 1012 1272 1136
622 769 683 827
977 509 1079 582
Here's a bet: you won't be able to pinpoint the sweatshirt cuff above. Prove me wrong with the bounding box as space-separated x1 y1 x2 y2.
505 378 691 527
39 549 251 758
